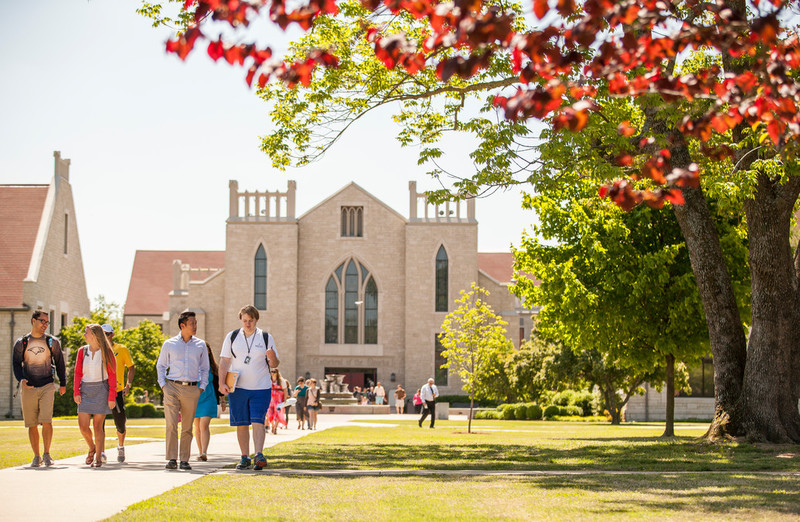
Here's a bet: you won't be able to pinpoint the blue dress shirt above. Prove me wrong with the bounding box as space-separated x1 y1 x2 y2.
156 335 210 390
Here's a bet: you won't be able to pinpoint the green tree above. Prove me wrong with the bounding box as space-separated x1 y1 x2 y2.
115 320 167 401
504 335 558 404
439 283 514 433
513 179 750 432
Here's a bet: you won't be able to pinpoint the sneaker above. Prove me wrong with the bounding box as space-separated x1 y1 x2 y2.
253 453 267 471
166 459 178 470
236 456 251 470
42 453 54 467
30 456 41 468
100 452 107 464
117 447 125 463
179 461 192 470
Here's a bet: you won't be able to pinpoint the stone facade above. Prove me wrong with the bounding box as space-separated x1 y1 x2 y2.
0 152 90 417
125 180 533 396
624 383 715 421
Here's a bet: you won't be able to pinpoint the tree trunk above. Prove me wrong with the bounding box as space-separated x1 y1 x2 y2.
662 354 675 437
468 396 474 434
602 382 622 425
738 174 800 442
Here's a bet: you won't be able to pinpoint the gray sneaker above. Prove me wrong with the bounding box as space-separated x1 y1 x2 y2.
117 447 125 463
42 453 54 467
30 455 41 468
100 452 107 464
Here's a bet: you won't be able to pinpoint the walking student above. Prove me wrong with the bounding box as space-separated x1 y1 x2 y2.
294 377 309 430
267 368 288 434
219 305 279 471
12 310 67 467
74 324 117 467
194 342 225 461
394 385 406 414
156 311 210 471
418 378 439 428
102 324 135 463
306 378 321 429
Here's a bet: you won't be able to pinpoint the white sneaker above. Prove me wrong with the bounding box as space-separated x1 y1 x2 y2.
100 452 107 464
117 447 125 463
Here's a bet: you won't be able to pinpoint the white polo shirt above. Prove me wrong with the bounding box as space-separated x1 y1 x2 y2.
220 328 277 390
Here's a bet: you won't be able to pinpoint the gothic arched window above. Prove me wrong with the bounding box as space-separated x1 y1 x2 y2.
324 258 378 344
435 245 448 312
254 244 267 310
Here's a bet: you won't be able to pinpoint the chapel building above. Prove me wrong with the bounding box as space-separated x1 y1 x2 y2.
124 180 534 394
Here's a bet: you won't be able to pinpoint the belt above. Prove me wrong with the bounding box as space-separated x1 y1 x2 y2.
168 379 198 386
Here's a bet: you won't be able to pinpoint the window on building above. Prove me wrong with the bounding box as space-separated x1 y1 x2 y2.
324 258 378 344
435 245 448 312
64 213 68 255
49 310 55 335
254 244 267 310
680 356 715 398
61 313 67 331
341 206 363 237
435 334 448 386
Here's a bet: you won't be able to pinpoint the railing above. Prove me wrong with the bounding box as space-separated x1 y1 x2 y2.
229 180 296 221
408 181 475 222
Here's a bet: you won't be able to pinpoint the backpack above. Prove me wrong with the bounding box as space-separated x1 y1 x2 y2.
228 328 270 360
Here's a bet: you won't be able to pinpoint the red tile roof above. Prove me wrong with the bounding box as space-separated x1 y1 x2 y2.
478 252 515 283
0 185 49 307
124 250 225 315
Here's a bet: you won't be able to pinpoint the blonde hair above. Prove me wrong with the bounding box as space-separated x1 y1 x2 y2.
86 323 115 375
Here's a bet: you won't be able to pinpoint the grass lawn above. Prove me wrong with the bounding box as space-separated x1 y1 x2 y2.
111 418 800 520
0 417 235 469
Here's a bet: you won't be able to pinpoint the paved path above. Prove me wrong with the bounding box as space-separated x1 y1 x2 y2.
0 414 380 521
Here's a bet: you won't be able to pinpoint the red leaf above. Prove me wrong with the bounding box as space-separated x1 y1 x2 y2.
663 190 685 206
534 0 549 19
617 121 636 137
207 40 224 61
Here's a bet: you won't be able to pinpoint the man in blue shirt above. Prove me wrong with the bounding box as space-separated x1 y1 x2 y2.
156 310 209 470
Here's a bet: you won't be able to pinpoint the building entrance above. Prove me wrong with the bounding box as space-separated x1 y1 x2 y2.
324 367 377 392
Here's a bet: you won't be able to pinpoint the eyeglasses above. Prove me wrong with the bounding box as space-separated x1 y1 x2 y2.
36 318 49 325
270 370 277 374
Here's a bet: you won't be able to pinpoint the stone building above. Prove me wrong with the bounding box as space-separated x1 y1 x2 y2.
124 180 534 395
0 152 90 417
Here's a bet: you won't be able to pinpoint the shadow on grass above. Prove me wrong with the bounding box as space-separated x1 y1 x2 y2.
266 439 799 472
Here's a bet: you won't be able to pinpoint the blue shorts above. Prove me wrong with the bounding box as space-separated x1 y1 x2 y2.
228 388 271 427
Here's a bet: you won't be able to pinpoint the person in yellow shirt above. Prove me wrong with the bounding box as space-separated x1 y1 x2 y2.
102 324 135 463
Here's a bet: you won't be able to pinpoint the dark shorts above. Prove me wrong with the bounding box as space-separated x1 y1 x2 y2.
229 388 271 427
110 391 126 433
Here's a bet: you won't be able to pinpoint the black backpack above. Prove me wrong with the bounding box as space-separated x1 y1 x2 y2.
228 328 270 360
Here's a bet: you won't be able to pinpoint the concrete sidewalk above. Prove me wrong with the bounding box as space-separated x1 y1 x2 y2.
0 414 394 521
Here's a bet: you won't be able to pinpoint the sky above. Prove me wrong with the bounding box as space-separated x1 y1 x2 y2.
0 1 534 309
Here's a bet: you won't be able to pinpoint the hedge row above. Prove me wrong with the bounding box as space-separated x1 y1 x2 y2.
474 403 583 420
124 402 164 418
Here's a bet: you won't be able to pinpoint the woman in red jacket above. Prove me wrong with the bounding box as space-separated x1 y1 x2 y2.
74 323 116 467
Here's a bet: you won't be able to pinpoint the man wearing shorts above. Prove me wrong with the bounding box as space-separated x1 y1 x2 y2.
102 324 135 463
12 310 67 467
219 305 279 471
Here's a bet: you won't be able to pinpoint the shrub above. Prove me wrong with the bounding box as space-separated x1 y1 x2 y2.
126 404 143 418
552 390 577 407
514 404 528 420
572 391 595 416
500 404 516 420
474 410 500 420
527 403 543 420
543 405 560 419
561 405 583 417
140 403 157 417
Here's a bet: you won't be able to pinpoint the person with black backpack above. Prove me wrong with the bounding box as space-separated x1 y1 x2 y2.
218 305 279 471
12 310 67 468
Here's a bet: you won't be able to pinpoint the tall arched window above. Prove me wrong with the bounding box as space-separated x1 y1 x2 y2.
435 245 448 312
324 258 378 344
254 244 267 310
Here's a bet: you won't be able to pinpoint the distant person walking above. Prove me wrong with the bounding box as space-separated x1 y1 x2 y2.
74 324 117 467
102 324 135 463
394 385 406 414
306 378 321 429
412 389 423 413
418 378 439 428
194 342 225 461
374 382 386 405
219 305 279 471
294 377 309 430
267 368 288 434
157 311 210 471
12 310 67 467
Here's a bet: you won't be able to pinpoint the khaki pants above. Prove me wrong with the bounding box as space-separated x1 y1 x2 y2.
163 381 201 461
20 383 55 428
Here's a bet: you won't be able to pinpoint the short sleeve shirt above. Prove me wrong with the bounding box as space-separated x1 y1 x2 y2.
113 343 134 392
220 328 277 390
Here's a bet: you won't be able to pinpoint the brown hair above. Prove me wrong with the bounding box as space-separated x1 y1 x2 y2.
205 342 219 376
86 323 115 376
238 305 259 320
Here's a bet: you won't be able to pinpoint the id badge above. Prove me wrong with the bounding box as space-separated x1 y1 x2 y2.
244 356 251 364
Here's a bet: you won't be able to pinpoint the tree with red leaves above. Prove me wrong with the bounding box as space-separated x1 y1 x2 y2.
146 0 800 443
